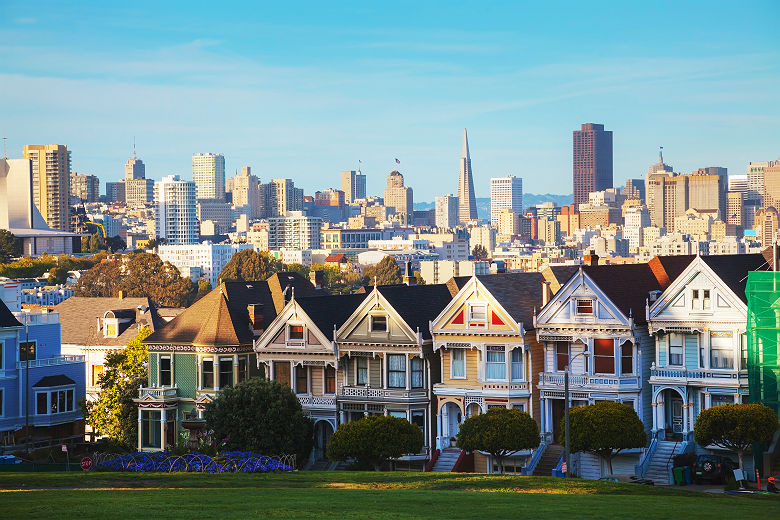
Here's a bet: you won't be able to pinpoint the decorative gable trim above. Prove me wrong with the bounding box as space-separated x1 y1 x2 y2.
254 299 335 354
334 286 419 346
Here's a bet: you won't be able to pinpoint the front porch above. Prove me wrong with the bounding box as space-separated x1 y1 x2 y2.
651 385 744 441
134 386 181 451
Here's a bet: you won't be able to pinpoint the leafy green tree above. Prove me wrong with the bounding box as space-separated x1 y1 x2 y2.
47 266 68 285
363 256 402 286
83 327 152 447
414 271 426 285
327 415 423 470
456 408 539 473
694 403 778 470
204 378 313 465
286 263 310 278
0 229 22 263
89 232 104 253
106 235 127 253
73 260 123 298
472 245 488 260
561 401 646 475
219 249 284 283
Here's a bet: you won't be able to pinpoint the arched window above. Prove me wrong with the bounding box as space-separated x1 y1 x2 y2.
621 341 633 375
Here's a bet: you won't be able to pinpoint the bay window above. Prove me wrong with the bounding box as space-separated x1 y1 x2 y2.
485 345 506 380
451 349 465 378
669 334 684 366
710 334 734 369
388 354 406 388
594 338 615 374
511 349 524 380
411 357 424 388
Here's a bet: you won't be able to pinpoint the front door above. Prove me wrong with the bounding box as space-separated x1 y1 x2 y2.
671 398 683 434
445 402 462 446
551 400 565 442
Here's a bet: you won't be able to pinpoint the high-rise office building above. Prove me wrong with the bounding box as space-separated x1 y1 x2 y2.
70 173 100 202
192 153 226 200
728 174 748 193
457 129 478 223
727 191 744 228
573 123 613 205
645 151 677 229
232 166 263 219
435 194 459 230
269 178 303 217
623 179 645 201
384 170 413 225
105 181 126 204
125 156 145 181
341 170 367 204
747 160 779 203
688 167 727 220
125 178 155 206
154 175 198 245
763 164 780 209
490 175 523 227
23 144 71 231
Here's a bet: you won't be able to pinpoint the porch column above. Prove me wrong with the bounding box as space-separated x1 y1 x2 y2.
137 408 143 451
539 398 546 433
436 402 442 446
269 361 275 381
442 404 449 439
160 408 167 451
290 362 296 390
682 402 689 434
657 398 665 431
406 355 411 391
651 402 657 432
704 391 711 409
367 357 371 387
383 355 388 389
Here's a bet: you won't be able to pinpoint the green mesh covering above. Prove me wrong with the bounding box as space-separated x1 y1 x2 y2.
747 271 780 415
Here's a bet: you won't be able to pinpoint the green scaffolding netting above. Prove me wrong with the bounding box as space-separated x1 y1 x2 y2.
746 271 780 416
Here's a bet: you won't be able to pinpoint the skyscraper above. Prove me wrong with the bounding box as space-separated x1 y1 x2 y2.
70 173 100 202
125 156 145 181
457 129 477 223
435 194 459 230
154 175 198 245
490 175 523 227
341 169 366 203
572 123 613 205
23 144 71 231
192 153 226 200
269 178 304 217
233 166 263 219
384 170 413 225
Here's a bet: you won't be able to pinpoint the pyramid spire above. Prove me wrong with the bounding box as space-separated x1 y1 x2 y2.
457 128 477 223
462 128 470 160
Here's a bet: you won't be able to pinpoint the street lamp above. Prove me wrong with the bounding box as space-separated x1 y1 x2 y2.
564 350 590 478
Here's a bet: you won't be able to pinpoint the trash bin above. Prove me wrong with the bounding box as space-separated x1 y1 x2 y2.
673 466 685 485
683 466 693 485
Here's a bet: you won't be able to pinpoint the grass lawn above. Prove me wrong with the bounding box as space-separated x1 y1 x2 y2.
1 471 778 519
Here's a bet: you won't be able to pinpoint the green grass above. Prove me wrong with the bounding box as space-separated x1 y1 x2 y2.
1 471 778 519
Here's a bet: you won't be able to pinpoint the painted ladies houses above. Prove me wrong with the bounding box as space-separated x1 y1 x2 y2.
534 256 693 478
254 291 368 463
429 273 544 473
333 283 457 463
135 272 318 451
647 253 770 442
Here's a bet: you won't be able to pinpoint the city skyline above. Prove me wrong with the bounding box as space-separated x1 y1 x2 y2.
2 2 779 201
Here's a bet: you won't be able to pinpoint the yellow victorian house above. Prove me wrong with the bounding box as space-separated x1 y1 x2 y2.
430 273 544 473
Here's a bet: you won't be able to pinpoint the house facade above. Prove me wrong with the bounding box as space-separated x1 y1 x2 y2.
429 273 544 472
647 253 768 441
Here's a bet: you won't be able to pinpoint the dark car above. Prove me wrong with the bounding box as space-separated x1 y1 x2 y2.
692 454 736 484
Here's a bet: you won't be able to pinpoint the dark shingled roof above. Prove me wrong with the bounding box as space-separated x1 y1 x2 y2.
295 292 369 337
700 252 772 303
145 272 319 346
446 273 547 327
580 263 666 325
33 374 76 387
0 299 22 328
376 284 457 339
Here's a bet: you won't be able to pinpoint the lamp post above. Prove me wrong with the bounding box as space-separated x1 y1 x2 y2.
564 350 589 478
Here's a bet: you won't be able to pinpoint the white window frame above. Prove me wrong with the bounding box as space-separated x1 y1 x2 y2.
468 303 487 324
159 355 172 387
485 345 507 381
575 299 594 315
450 348 466 379
34 386 75 416
286 323 305 344
710 332 735 370
510 348 524 381
369 314 388 333
201 356 215 390
668 334 684 367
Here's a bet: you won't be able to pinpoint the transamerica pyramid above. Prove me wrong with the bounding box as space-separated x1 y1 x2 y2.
457 128 478 223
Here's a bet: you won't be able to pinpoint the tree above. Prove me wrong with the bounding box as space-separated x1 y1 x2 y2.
362 256 402 286
561 401 646 475
694 403 778 470
204 378 313 465
73 260 123 298
106 235 127 253
0 230 22 263
88 232 104 253
414 271 426 285
472 245 488 260
47 266 68 285
219 249 284 283
456 408 539 473
83 327 152 447
327 415 423 470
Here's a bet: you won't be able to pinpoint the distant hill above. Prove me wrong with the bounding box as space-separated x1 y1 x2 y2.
414 194 572 220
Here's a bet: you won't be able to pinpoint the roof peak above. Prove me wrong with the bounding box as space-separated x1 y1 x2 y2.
462 128 470 159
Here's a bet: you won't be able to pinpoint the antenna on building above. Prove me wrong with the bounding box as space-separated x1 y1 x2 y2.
659 146 663 164
133 137 137 159
358 159 362 174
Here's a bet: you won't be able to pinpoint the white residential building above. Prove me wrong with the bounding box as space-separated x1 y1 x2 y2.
490 176 523 227
418 260 490 284
435 194 459 230
624 205 651 249
192 153 226 200
21 284 74 306
267 211 322 250
270 249 313 266
157 242 254 287
154 175 198 245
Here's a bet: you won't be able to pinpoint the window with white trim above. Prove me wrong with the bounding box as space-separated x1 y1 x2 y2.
468 304 487 323
370 315 387 332
575 299 594 315
411 357 424 388
669 334 684 366
511 349 523 381
356 357 368 385
485 345 506 380
388 354 406 388
451 349 465 378
710 333 734 369
160 355 172 386
35 388 75 415
287 324 304 341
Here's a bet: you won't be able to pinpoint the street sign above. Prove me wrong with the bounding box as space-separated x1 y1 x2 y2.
81 457 93 471
561 462 568 474
61 444 68 452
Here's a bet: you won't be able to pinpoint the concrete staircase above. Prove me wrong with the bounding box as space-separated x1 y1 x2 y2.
532 444 563 476
643 440 678 484
431 448 461 472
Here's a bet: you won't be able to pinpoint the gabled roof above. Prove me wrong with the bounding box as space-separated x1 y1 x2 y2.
647 255 696 288
324 253 347 263
473 272 545 326
579 263 669 325
375 284 458 339
0 299 22 328
54 296 164 347
699 253 772 303
145 272 318 346
33 374 76 387
295 293 369 337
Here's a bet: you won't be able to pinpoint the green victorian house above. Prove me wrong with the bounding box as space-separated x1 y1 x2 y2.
134 272 319 451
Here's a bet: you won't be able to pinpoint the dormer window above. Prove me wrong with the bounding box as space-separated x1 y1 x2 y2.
576 299 594 315
370 315 387 332
288 325 304 340
468 304 487 324
691 289 712 310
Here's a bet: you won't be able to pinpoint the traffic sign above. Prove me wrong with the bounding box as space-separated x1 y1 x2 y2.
81 457 93 471
61 444 68 452
561 462 568 474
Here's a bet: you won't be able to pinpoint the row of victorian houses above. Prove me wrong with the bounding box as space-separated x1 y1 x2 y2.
131 250 773 479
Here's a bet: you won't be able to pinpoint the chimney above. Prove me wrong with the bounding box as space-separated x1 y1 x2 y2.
403 261 415 286
247 304 265 332
584 249 599 267
309 270 324 290
542 280 552 307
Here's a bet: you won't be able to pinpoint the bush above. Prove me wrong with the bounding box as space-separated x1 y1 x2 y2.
456 408 539 473
327 416 423 470
204 378 313 467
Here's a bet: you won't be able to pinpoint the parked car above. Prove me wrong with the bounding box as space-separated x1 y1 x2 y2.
692 454 736 484
598 474 655 485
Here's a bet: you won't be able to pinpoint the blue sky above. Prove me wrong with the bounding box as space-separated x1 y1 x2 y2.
2 1 779 201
